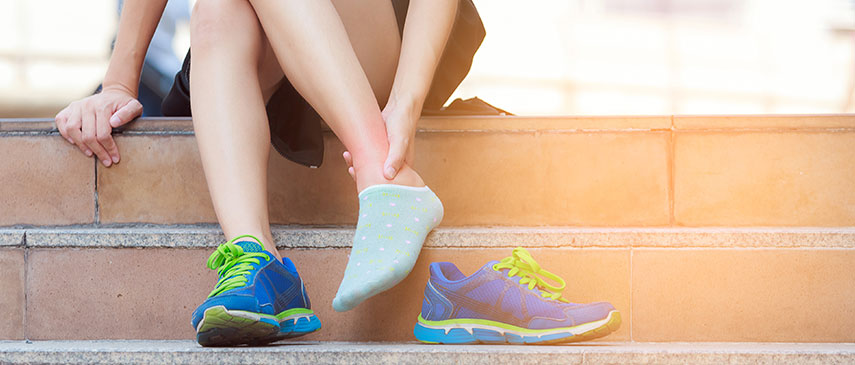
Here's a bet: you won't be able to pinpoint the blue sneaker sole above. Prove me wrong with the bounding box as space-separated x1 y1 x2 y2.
195 306 321 347
413 310 620 345
270 311 323 341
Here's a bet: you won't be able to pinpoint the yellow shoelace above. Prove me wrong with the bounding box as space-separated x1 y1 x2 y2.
205 235 270 298
492 247 570 303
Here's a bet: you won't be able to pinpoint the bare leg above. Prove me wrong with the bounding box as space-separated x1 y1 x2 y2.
239 0 445 310
247 0 424 192
189 0 285 258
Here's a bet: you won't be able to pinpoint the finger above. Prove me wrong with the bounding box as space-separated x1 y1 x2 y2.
342 151 353 169
109 99 142 127
55 106 70 122
384 137 409 179
67 107 91 156
96 106 120 164
54 108 73 144
82 108 112 166
342 151 355 181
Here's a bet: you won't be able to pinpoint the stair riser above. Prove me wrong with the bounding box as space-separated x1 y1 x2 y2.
2 119 854 227
0 136 94 226
98 132 672 226
3 246 853 342
0 249 24 340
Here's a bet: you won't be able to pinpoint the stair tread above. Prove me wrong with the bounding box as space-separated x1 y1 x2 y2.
2 226 855 249
0 341 852 364
3 114 855 133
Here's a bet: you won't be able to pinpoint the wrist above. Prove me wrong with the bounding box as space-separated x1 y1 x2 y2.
100 82 138 98
102 51 143 99
388 90 424 118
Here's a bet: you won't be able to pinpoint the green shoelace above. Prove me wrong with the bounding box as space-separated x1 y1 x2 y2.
206 235 270 298
492 247 570 303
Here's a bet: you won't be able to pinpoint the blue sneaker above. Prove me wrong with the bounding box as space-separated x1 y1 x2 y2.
413 247 620 344
191 235 321 346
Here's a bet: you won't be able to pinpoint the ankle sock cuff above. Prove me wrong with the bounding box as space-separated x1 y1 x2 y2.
358 184 432 199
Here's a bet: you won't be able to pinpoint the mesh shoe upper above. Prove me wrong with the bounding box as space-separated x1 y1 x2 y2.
420 259 614 330
191 240 311 329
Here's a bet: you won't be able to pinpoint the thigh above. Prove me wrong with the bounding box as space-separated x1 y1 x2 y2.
191 0 285 102
332 0 401 106
259 37 286 103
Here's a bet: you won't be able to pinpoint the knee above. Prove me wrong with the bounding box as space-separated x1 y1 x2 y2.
190 0 256 52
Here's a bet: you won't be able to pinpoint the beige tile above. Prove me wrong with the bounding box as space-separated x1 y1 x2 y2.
267 136 357 225
0 136 94 225
674 114 855 130
25 247 629 342
632 249 855 342
674 132 855 226
98 134 361 225
100 134 354 225
415 132 546 226
27 248 214 340
99 130 669 226
0 249 25 339
98 136 217 224
417 132 669 226
540 132 670 226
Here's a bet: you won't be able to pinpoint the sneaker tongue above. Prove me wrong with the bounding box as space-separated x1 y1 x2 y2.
234 240 265 253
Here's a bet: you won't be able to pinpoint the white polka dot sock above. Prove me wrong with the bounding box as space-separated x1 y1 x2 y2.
332 184 443 312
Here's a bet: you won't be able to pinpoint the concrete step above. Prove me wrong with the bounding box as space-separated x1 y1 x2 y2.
1 115 853 344
1 226 853 343
0 341 852 364
1 115 854 227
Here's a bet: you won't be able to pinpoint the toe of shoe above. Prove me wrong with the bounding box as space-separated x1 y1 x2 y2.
563 301 616 325
190 293 261 329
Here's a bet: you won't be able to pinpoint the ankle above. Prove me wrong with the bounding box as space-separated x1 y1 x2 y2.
390 164 425 187
355 163 425 192
259 235 280 260
226 232 280 260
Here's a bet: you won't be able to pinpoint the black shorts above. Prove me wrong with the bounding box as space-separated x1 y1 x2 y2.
161 0 484 168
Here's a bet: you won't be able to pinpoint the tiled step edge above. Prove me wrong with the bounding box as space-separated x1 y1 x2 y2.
0 341 852 364
4 114 855 134
1 226 854 249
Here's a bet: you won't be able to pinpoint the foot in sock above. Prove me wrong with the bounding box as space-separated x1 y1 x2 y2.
332 184 443 311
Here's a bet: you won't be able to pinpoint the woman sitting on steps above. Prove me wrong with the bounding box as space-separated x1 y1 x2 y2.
54 0 483 346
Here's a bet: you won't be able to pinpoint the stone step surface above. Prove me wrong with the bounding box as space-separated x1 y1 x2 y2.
1 227 853 343
4 226 855 249
0 341 852 364
2 115 854 227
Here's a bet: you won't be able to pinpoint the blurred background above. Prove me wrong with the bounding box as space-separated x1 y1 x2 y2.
0 0 853 117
